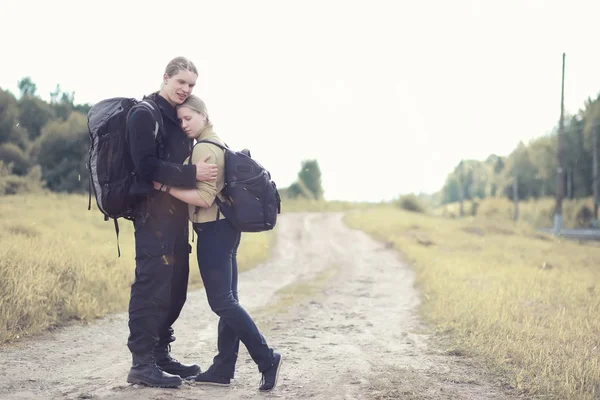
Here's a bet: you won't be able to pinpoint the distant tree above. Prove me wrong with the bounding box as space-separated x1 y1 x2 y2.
493 156 505 174
529 135 556 197
563 115 589 198
0 88 27 147
49 84 75 120
441 174 461 204
482 155 504 197
282 159 325 200
433 90 600 207
17 76 37 97
297 159 324 200
18 95 54 140
32 111 89 192
73 102 92 115
49 84 61 104
502 141 539 199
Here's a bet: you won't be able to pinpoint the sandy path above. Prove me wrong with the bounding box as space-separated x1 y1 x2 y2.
0 213 511 400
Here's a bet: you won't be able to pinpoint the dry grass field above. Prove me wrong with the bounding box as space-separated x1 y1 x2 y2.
0 193 273 344
345 206 600 399
4 191 599 398
437 196 596 229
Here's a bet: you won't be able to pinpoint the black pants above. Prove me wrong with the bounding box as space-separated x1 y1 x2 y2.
193 219 274 377
127 216 190 355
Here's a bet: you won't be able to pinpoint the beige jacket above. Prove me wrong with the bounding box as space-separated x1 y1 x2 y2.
185 124 227 224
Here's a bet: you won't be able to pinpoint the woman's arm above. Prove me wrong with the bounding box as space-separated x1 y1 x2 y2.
152 143 220 209
153 181 210 208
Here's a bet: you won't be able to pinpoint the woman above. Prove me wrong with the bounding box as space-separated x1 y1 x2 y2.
153 94 282 391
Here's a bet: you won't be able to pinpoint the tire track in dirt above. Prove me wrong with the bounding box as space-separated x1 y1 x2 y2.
0 213 512 400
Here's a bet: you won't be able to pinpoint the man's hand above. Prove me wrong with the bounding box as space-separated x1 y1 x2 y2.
196 154 218 181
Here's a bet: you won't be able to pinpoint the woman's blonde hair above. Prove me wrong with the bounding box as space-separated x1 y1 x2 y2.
178 94 210 123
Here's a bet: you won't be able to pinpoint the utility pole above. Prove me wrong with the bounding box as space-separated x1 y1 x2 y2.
458 159 464 217
567 168 573 200
554 52 566 234
594 119 599 228
513 176 519 221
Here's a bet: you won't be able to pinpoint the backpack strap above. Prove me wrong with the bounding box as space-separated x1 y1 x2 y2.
125 99 164 140
87 173 92 211
215 202 221 223
188 142 201 218
129 98 166 158
190 139 228 221
138 99 164 139
127 98 166 223
197 139 228 150
214 197 237 227
113 218 121 257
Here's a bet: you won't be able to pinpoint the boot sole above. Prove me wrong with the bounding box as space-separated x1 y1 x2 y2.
127 376 182 388
259 355 283 392
192 381 231 387
161 370 200 379
157 365 201 379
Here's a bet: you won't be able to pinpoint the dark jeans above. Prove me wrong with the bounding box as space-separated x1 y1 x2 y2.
193 219 274 377
127 216 190 355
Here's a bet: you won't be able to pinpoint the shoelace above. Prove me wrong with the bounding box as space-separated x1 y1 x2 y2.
162 344 180 363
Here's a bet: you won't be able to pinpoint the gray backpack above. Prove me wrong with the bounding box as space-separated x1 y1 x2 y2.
86 96 163 255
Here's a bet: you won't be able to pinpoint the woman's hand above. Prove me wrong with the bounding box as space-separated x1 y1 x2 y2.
152 181 162 191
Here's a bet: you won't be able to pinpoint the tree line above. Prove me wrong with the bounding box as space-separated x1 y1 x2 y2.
0 77 92 194
435 92 600 213
0 77 325 199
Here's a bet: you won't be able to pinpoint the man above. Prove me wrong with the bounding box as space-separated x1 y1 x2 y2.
125 56 215 388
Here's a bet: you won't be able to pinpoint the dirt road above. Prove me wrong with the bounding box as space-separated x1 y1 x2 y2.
0 213 511 400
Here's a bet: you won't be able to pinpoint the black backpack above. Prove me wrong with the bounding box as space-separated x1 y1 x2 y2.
193 140 281 232
86 97 164 255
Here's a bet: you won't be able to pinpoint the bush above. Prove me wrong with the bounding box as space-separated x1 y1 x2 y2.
0 143 30 176
477 197 513 219
575 204 594 228
284 179 313 200
33 112 89 193
0 162 45 195
395 194 426 213
470 199 480 216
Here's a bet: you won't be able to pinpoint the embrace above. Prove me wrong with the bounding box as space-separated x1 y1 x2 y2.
89 56 283 391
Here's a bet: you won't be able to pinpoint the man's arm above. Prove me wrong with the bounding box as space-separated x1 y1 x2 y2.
152 144 219 208
127 108 216 187
153 182 210 208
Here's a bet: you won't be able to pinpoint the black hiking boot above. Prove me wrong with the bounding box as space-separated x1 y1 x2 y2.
154 344 201 378
127 352 183 388
259 352 282 391
190 370 231 386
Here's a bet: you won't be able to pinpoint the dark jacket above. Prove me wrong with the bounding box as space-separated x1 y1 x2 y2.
126 92 196 251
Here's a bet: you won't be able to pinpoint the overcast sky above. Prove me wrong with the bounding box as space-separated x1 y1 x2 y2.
2 0 599 201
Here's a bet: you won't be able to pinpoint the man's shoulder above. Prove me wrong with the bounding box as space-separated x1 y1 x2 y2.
140 93 162 108
127 97 161 125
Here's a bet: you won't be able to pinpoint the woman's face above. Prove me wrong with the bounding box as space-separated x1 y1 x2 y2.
178 106 207 139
